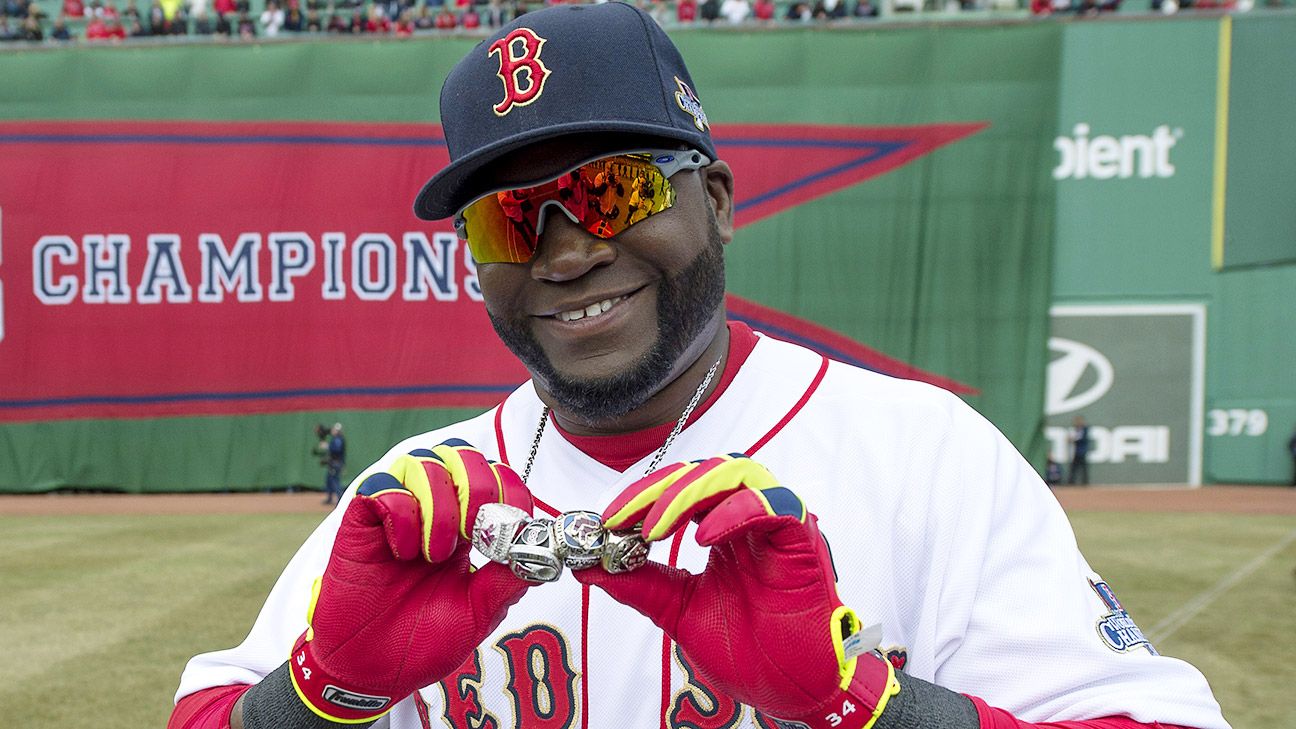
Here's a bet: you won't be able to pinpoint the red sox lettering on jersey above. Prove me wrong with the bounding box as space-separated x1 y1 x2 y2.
489 28 550 116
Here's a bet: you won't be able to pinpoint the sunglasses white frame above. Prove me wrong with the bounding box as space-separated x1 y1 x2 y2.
453 148 712 242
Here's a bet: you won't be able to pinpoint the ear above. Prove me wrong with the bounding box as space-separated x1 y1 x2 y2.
702 160 735 245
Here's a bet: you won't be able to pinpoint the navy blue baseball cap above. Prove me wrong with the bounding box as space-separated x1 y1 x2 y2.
413 3 718 221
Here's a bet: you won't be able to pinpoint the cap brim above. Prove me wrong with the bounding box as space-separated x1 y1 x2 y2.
412 119 715 221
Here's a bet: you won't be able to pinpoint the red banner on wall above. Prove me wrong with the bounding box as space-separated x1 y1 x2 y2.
0 120 979 422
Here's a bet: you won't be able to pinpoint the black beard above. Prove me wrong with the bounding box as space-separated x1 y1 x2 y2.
488 223 726 423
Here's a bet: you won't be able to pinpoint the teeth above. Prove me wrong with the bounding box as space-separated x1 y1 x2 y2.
558 297 622 322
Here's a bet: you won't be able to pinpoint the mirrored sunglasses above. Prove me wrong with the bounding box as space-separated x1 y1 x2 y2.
454 149 711 264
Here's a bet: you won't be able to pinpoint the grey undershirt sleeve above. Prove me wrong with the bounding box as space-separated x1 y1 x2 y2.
241 662 377 729
874 669 982 729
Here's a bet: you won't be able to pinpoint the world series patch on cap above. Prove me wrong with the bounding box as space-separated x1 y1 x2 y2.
413 2 718 221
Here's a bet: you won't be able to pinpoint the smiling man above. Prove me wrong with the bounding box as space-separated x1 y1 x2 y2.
169 5 1230 729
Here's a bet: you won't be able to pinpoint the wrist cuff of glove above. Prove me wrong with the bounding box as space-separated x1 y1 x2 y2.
288 633 396 724
766 652 900 729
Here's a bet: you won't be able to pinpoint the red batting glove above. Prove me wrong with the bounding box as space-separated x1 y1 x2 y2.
575 454 900 729
288 439 535 723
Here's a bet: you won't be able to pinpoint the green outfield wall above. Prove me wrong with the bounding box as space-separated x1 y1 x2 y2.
1 15 1292 492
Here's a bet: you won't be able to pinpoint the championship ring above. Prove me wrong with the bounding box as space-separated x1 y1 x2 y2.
601 529 651 574
471 503 531 564
508 517 564 583
552 511 606 570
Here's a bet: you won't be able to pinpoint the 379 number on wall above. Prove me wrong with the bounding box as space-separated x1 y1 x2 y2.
1206 408 1268 437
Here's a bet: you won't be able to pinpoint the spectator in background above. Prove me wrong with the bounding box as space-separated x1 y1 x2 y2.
1067 415 1091 485
63 0 85 17
346 6 363 31
121 0 139 23
236 7 254 35
305 7 321 29
126 14 146 34
320 422 347 506
413 3 433 27
433 4 454 27
854 0 878 16
719 0 750 22
83 12 106 34
483 0 506 26
813 0 848 17
394 7 413 33
148 0 165 32
283 3 303 29
21 13 41 39
4 0 29 20
785 0 811 18
214 8 230 33
192 8 211 31
1288 425 1296 487
0 16 14 38
676 0 697 21
260 0 284 34
365 3 390 31
170 4 189 32
460 4 479 26
52 13 72 36
752 0 774 20
212 0 233 17
699 0 719 21
510 0 525 19
1044 456 1063 486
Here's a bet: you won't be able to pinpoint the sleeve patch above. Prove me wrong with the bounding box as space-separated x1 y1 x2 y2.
1089 579 1157 656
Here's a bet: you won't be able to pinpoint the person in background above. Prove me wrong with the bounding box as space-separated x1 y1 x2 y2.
283 3 303 30
719 0 750 22
1068 415 1091 485
21 13 42 39
855 0 879 16
433 4 454 27
753 0 775 20
321 422 346 506
676 0 697 21
259 0 284 34
1287 425 1296 487
62 0 84 16
1045 456 1063 486
51 13 72 36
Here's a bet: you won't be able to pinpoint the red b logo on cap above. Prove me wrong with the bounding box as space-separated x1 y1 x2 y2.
489 28 550 117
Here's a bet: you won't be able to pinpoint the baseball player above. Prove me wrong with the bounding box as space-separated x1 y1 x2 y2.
169 5 1230 729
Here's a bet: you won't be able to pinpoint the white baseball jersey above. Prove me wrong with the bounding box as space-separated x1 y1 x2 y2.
176 327 1229 729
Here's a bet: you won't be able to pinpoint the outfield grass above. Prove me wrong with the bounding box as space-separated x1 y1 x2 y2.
0 510 1293 728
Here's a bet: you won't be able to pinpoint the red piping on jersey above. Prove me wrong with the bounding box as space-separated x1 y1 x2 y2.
582 585 591 729
660 529 689 729
746 355 830 456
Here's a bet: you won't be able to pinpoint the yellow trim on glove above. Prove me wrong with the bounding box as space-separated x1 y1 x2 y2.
430 443 479 538
645 457 781 541
860 659 902 729
830 605 862 689
305 576 322 642
288 666 395 725
604 461 700 530
390 454 436 561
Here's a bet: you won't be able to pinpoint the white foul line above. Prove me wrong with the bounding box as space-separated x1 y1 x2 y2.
1147 526 1296 644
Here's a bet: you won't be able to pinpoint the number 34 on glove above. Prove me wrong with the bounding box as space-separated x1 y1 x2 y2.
575 454 902 729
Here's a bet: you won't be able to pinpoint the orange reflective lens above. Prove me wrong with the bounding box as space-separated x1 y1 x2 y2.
454 149 710 264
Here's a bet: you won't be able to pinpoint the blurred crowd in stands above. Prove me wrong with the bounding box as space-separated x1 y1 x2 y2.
0 0 1284 44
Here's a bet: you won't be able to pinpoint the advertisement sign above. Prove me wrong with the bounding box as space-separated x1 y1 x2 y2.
0 120 980 424
1046 304 1204 485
